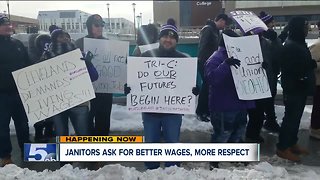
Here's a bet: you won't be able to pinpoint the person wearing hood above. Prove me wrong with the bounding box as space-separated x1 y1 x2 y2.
197 14 231 122
75 14 113 136
0 14 31 167
125 18 198 170
205 29 255 169
309 21 320 140
277 17 317 162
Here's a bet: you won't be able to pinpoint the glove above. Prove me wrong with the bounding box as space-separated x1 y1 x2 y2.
266 29 277 41
81 51 94 62
192 86 200 96
225 57 241 69
124 83 131 95
261 61 268 69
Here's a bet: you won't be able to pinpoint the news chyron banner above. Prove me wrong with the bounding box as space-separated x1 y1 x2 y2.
25 136 260 162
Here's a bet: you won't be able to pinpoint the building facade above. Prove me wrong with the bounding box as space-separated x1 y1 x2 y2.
154 1 320 30
38 10 134 34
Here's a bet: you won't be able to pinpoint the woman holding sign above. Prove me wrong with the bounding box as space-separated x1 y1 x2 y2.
205 30 255 169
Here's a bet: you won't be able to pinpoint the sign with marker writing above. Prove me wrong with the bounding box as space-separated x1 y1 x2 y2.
127 57 197 114
12 49 96 122
223 34 271 100
84 38 129 93
230 11 268 34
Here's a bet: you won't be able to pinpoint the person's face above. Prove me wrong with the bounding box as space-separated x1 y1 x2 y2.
0 23 13 36
160 35 177 50
267 20 275 29
56 33 70 43
216 19 227 30
91 23 103 38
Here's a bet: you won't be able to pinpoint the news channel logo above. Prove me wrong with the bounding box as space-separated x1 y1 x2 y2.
24 143 57 162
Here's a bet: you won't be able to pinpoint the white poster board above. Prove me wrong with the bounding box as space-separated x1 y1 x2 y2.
12 49 96 122
230 11 268 34
84 38 129 93
139 42 159 54
223 34 271 100
127 57 197 114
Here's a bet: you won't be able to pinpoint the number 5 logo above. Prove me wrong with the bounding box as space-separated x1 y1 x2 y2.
28 144 48 161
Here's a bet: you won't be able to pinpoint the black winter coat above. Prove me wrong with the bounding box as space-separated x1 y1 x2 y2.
281 39 316 95
0 35 30 93
197 21 219 73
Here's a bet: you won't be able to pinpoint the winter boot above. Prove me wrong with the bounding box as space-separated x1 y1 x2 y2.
310 128 320 140
1 156 13 167
209 162 219 170
276 148 300 162
263 120 280 133
34 121 45 142
290 144 309 155
197 114 210 122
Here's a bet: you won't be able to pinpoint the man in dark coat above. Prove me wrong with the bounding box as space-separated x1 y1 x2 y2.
0 14 31 167
197 14 231 122
277 16 317 162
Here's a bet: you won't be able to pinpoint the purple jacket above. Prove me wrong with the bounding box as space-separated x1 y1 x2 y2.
205 47 255 112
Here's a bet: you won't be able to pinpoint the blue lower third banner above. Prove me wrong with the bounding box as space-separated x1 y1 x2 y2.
24 143 58 162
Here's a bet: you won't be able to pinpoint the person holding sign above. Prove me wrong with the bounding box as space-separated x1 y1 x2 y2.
40 29 98 135
127 18 198 170
0 14 31 167
205 29 255 169
277 17 317 162
197 14 231 122
75 14 113 136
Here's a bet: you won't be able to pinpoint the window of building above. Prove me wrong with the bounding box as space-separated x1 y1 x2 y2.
67 23 71 30
116 23 120 29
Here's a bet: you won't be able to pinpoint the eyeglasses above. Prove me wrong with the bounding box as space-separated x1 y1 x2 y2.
93 23 104 28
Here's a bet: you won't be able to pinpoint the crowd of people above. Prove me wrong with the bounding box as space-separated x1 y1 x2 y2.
0 10 319 170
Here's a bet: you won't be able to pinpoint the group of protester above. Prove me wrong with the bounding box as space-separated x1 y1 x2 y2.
0 10 320 170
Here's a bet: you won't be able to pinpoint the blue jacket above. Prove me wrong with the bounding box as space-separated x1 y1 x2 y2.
205 47 255 112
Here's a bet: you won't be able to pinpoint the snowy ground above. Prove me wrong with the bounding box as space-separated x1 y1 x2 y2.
3 103 320 179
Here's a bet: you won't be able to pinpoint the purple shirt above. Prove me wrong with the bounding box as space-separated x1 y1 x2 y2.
205 47 255 112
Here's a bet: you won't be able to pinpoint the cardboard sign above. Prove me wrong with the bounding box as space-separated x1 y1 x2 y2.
223 34 271 100
84 38 129 93
230 11 268 34
12 49 96 122
127 57 197 114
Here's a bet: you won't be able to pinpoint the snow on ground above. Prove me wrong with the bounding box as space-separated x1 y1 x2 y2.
11 104 311 135
1 161 319 180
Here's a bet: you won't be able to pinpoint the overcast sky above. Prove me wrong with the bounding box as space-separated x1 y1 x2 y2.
0 1 153 25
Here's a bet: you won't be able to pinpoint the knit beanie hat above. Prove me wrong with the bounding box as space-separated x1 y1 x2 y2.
0 14 10 26
50 29 66 43
49 25 61 34
159 18 179 42
259 11 274 25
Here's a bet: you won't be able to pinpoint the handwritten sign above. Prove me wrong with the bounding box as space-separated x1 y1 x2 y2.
12 49 96 122
139 42 159 54
230 11 268 34
127 57 197 114
84 38 129 93
223 34 271 100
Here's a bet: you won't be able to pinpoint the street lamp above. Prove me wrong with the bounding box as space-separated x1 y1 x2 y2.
136 15 141 28
107 3 111 32
140 12 142 25
6 0 10 20
132 3 136 40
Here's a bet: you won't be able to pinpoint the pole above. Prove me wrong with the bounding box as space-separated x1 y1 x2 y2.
6 0 10 20
107 3 111 32
132 3 136 40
